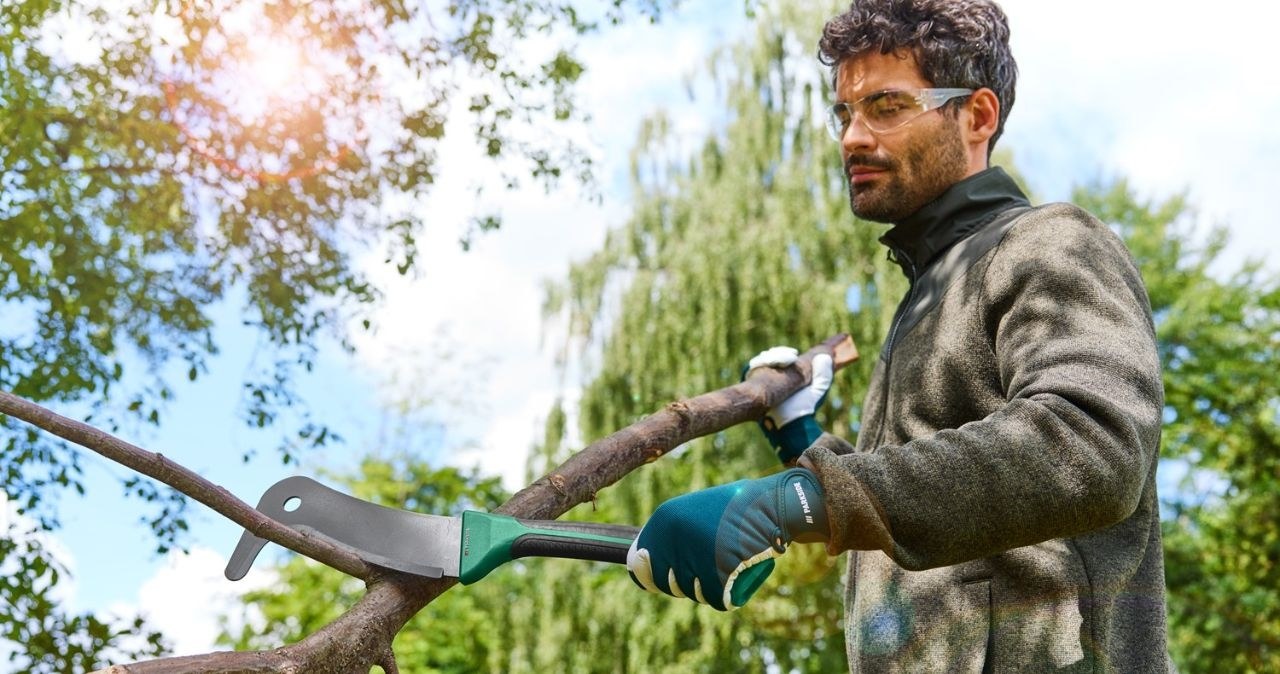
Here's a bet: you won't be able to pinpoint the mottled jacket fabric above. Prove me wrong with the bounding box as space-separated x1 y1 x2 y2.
802 168 1168 673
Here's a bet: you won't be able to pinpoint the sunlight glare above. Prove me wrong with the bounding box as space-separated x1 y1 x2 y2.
246 35 303 96
160 0 381 179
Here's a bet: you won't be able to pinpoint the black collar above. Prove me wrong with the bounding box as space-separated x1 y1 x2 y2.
879 166 1030 275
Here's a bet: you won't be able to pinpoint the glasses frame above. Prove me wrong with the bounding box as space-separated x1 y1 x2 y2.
825 88 974 140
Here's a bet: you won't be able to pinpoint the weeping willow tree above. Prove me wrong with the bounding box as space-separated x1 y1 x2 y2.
515 3 892 670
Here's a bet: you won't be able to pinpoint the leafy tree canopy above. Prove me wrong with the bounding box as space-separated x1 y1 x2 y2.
1 0 673 667
1075 183 1280 670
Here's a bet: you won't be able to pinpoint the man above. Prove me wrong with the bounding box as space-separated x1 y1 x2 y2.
626 1 1168 671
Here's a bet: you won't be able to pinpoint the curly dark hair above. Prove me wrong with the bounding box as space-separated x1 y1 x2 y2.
819 0 1018 152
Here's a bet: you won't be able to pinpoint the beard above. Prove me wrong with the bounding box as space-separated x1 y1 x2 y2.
846 117 969 224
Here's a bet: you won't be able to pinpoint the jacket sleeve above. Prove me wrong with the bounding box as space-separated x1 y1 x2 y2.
802 206 1164 570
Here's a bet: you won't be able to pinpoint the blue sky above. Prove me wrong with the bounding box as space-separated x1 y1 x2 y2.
17 0 1280 657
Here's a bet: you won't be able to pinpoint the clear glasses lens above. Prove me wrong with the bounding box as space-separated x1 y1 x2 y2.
826 104 853 140
826 88 972 140
861 91 927 131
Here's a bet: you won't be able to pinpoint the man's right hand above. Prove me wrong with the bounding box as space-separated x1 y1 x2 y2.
626 468 830 611
746 346 833 464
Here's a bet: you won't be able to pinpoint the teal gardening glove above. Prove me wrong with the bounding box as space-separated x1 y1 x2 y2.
747 346 834 464
626 468 829 610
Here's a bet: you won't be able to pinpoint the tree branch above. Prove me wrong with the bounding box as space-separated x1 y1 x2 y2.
498 333 859 519
0 391 372 580
12 334 857 673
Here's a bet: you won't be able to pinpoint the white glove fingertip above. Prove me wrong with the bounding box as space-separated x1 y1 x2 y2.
626 544 660 594
747 345 798 371
693 577 709 606
811 353 834 389
666 569 688 599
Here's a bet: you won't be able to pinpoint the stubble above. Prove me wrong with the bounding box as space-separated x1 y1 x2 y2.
847 117 969 224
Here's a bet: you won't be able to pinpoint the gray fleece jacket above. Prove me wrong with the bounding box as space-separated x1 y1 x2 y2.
802 168 1168 673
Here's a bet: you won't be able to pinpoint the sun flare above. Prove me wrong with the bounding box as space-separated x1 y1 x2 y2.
159 0 384 180
244 34 303 95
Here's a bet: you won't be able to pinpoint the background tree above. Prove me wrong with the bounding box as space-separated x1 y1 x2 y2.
1074 183 1280 671
1 0 672 668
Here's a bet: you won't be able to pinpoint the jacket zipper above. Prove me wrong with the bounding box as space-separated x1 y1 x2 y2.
873 248 917 450
851 248 915 673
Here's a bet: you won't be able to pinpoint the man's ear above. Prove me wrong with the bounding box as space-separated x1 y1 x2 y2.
965 88 1000 147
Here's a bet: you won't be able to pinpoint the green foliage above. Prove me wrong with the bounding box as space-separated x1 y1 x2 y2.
1076 182 1280 671
1 0 675 665
2 517 166 672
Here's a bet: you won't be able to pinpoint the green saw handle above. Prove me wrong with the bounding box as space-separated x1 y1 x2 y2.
459 511 639 584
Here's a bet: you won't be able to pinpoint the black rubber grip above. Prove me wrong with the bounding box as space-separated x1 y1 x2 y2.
508 534 632 565
506 519 639 566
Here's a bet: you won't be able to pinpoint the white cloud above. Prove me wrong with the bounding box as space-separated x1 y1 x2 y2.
350 161 624 487
1000 0 1280 268
348 9 739 489
102 546 276 658
0 497 217 665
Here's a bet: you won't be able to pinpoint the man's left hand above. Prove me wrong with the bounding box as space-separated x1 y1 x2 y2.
747 347 834 464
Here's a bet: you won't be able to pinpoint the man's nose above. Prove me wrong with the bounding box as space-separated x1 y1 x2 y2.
840 115 877 155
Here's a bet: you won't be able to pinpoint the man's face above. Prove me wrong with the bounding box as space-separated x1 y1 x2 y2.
835 51 969 224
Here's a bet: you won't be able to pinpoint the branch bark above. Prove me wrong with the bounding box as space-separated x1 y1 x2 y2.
2 334 857 673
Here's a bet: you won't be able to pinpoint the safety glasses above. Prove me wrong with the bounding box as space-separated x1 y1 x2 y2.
825 88 973 140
